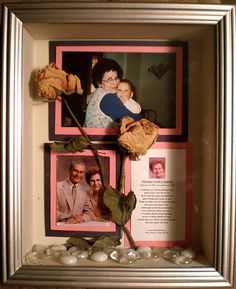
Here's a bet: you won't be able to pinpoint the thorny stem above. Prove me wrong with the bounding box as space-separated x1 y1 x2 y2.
62 97 105 185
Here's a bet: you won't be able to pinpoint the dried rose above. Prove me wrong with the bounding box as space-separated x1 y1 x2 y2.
118 116 159 157
36 63 83 100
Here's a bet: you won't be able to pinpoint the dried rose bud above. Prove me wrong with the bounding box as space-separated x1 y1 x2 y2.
35 63 83 100
118 116 159 157
66 74 83 95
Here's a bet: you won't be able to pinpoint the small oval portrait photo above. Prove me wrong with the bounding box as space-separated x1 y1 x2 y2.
149 158 166 179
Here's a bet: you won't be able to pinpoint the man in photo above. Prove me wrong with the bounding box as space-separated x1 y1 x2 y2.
149 158 166 179
56 160 92 224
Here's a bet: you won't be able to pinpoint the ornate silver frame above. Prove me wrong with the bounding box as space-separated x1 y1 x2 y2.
1 2 235 287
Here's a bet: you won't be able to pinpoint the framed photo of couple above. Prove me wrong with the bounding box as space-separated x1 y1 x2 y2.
1 2 236 289
45 142 191 246
49 40 188 142
44 144 121 237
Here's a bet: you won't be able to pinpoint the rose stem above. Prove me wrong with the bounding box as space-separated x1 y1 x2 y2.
62 97 105 185
118 153 128 193
122 225 137 250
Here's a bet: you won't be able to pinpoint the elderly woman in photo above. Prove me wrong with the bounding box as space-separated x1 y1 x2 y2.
84 58 141 128
149 158 166 179
85 167 111 221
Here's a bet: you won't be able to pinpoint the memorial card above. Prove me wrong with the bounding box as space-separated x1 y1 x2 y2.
125 142 191 247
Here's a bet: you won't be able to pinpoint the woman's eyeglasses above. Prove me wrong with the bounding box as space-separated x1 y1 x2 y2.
102 77 120 84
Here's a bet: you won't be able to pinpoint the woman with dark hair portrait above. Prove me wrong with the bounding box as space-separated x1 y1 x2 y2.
149 158 166 179
84 58 141 128
85 167 111 221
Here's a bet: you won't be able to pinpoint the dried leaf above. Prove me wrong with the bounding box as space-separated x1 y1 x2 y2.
50 136 90 153
65 237 91 250
50 142 68 152
91 236 121 252
103 185 137 226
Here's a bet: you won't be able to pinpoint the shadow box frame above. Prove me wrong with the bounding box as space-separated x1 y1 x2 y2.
1 2 236 288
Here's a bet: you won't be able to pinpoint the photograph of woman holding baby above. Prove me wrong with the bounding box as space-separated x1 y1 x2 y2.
49 41 188 141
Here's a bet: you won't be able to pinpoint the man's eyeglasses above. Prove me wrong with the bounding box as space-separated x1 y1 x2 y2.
102 77 120 84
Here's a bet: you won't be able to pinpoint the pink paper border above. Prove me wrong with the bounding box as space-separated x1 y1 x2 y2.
124 142 192 247
54 45 183 137
50 149 116 232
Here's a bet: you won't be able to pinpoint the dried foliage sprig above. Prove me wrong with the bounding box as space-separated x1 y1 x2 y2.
35 63 159 250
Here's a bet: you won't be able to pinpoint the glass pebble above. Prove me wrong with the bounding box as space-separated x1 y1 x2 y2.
59 255 77 265
32 244 48 253
68 246 78 254
90 251 108 262
163 249 180 261
152 247 167 257
119 255 137 264
45 248 51 256
51 244 67 252
151 251 161 259
110 250 119 261
119 248 135 256
173 255 193 265
25 251 41 264
136 246 152 259
72 250 89 259
181 248 196 259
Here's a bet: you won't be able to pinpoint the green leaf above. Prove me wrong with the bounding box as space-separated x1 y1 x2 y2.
126 191 137 213
50 136 90 153
65 136 90 152
91 236 121 252
50 142 68 152
103 186 124 225
103 185 137 226
65 237 91 250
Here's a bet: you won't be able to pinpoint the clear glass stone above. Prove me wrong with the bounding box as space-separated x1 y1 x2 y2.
173 255 193 265
163 249 180 261
72 250 89 260
181 248 196 259
119 255 137 264
110 250 120 261
25 251 41 264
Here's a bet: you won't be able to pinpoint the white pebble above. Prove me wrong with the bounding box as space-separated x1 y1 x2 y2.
90 251 108 262
73 250 89 259
32 244 47 253
136 246 152 252
119 255 136 264
163 249 180 260
173 255 193 265
51 244 67 252
136 246 152 258
45 248 51 256
68 246 78 253
59 255 77 265
181 248 196 259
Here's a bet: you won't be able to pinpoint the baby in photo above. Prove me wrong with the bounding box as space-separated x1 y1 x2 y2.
117 79 141 114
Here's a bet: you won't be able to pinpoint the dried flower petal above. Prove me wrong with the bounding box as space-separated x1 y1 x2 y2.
35 63 83 100
67 74 83 95
118 116 159 156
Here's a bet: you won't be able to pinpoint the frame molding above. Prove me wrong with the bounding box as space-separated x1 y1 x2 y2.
1 2 235 287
